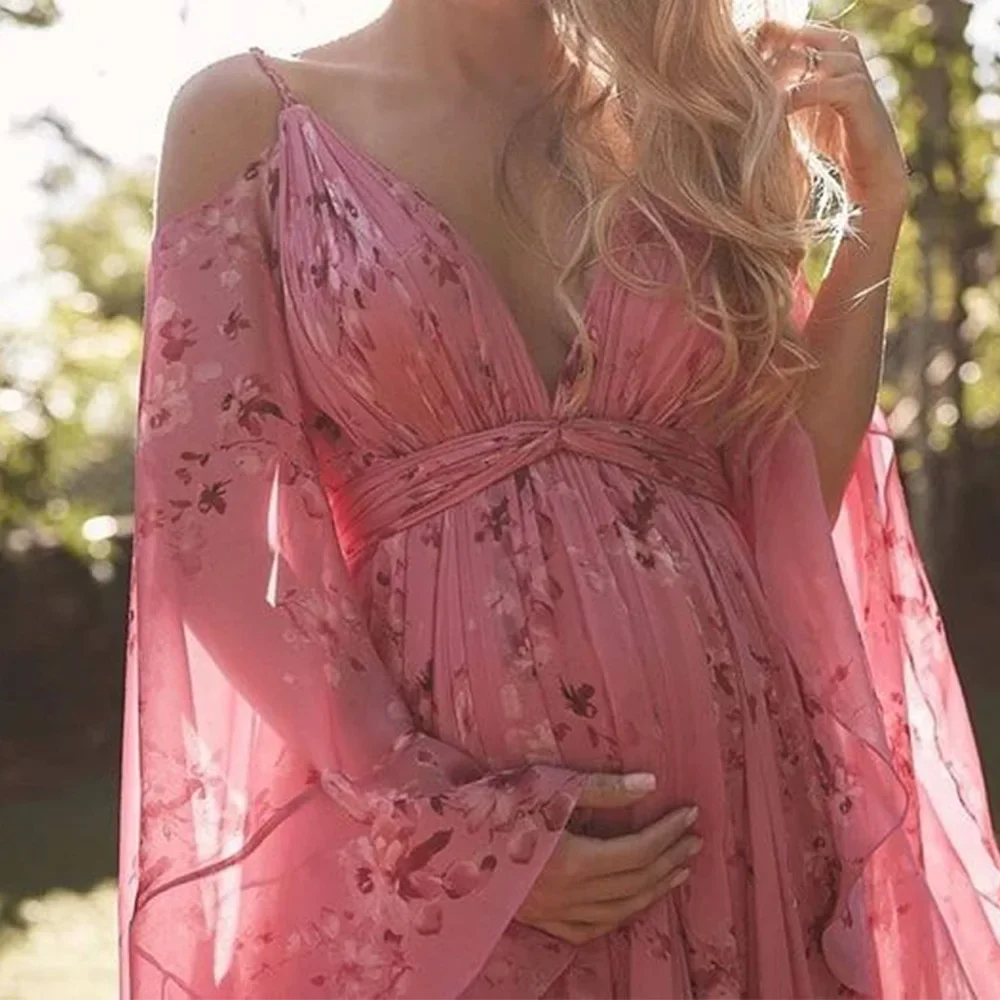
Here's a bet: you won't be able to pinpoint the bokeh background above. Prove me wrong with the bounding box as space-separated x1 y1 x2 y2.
1 1 999 997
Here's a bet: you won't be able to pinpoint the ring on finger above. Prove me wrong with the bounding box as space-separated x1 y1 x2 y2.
799 45 821 82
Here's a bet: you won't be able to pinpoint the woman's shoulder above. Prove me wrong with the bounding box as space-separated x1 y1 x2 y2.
153 52 284 234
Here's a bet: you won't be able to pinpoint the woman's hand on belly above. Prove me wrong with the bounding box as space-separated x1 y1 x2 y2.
514 773 703 946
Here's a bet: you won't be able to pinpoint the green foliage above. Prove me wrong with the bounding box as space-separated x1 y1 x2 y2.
816 0 1000 440
0 171 152 559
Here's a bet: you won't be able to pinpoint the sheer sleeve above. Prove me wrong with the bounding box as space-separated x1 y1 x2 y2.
118 171 586 999
724 272 1000 997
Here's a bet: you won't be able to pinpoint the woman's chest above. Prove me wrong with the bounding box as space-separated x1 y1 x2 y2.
277 109 723 445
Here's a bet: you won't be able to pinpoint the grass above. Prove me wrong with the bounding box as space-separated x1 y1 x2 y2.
0 775 118 1000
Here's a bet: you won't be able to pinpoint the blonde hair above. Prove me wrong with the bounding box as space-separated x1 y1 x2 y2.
497 0 852 442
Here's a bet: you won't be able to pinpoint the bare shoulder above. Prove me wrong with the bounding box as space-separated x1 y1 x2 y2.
153 52 282 232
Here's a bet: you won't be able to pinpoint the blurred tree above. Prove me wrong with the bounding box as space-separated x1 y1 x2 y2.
0 0 153 559
0 0 58 29
13 111 113 173
806 0 1000 811
813 0 1000 583
0 169 151 559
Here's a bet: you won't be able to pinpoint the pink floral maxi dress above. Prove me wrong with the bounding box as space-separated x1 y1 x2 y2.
119 49 1000 999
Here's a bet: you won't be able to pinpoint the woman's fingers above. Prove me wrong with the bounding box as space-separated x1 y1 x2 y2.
533 919 618 946
575 771 658 809
567 803 700 879
772 48 865 89
785 72 875 116
558 865 693 926
755 19 868 95
515 795 704 939
564 833 704 904
755 18 864 59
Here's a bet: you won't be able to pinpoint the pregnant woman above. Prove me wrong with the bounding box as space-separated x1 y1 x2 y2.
118 1 1000 997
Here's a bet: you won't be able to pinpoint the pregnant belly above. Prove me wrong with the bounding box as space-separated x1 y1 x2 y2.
360 465 820 840
359 462 847 997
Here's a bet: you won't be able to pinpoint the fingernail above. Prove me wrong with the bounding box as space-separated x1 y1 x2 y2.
684 806 699 826
687 836 704 856
625 772 657 793
669 868 691 888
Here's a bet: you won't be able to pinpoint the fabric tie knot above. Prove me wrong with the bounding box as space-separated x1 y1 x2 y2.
328 417 733 570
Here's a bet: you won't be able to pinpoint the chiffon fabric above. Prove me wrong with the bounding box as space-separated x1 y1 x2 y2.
119 45 1000 1000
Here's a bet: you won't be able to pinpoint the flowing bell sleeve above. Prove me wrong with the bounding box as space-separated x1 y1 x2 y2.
118 178 586 1000
725 274 1000 997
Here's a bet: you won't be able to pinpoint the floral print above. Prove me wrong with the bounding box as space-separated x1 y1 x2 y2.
118 47 1000 1000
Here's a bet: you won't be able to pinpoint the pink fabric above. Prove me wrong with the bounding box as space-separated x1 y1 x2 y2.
120 53 1000 999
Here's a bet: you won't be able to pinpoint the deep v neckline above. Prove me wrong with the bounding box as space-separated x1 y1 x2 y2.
279 101 606 415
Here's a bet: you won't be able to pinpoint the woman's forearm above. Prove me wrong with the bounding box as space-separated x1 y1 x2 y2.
796 196 906 519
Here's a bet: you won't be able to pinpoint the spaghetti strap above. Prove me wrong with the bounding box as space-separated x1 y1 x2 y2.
248 46 297 109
